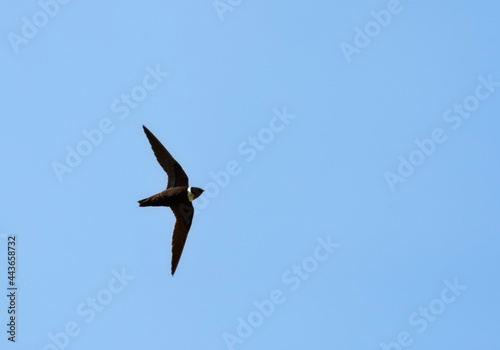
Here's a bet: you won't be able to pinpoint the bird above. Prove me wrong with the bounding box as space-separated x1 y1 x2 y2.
138 125 204 275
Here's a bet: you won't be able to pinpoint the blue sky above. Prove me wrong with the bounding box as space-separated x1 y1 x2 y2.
1 1 499 349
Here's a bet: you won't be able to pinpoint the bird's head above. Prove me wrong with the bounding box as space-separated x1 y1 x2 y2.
188 187 204 201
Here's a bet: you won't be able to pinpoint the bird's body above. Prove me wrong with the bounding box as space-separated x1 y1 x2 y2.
138 126 204 275
139 186 191 207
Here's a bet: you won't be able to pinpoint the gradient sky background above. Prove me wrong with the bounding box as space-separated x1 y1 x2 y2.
1 1 499 349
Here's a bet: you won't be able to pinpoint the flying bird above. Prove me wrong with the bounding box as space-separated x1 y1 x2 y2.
138 125 204 275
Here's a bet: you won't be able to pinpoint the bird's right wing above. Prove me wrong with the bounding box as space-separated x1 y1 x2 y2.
142 125 189 188
170 203 194 275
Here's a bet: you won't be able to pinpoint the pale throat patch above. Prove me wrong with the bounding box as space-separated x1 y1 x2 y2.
187 187 194 202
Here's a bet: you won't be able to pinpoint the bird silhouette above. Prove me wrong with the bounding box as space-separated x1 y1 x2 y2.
138 125 204 275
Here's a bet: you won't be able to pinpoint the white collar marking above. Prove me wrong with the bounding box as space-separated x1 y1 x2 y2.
187 187 194 202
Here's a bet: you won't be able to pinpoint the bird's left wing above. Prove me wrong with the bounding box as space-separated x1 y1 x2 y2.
170 203 194 275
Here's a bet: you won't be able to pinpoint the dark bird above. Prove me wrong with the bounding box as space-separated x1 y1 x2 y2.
138 125 204 275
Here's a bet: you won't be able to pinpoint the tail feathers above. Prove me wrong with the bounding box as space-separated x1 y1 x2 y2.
139 193 166 207
138 198 151 207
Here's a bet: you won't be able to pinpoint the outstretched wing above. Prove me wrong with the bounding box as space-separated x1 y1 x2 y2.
142 125 189 188
170 203 194 275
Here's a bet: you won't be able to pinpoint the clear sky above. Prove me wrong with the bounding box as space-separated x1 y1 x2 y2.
1 1 499 349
